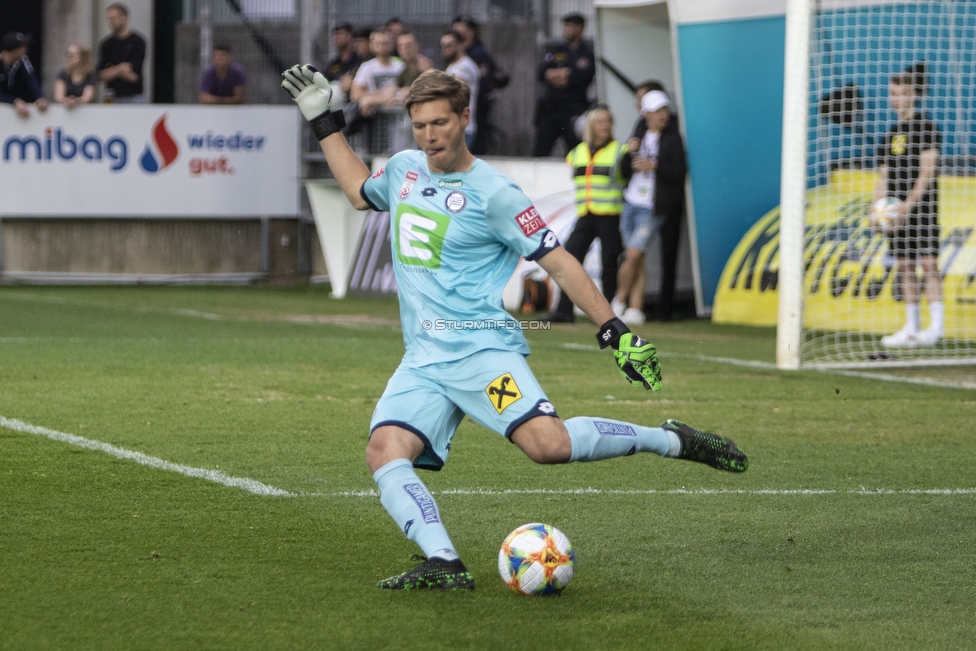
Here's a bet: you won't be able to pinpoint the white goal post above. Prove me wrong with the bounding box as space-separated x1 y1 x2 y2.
778 0 976 369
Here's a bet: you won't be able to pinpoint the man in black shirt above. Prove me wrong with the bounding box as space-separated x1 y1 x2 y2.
323 22 361 105
1 32 48 118
452 15 509 155
874 64 944 348
532 13 595 157
97 2 147 102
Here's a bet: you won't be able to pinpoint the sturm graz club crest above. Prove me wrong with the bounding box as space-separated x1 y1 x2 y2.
445 191 466 213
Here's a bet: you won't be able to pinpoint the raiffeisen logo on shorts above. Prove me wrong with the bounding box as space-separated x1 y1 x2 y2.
2 126 128 171
139 114 179 173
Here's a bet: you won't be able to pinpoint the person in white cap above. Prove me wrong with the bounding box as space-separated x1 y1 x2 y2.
612 88 687 323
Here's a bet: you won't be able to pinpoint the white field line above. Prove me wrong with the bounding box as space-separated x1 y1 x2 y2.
3 414 974 499
560 345 976 391
0 416 293 497
0 292 397 329
322 487 976 498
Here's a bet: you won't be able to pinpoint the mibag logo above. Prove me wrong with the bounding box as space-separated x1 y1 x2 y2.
139 115 179 173
1 113 180 174
3 127 128 171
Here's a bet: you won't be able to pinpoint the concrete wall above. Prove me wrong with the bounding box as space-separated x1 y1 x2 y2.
0 218 307 282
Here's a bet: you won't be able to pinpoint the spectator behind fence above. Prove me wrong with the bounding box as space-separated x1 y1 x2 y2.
54 44 96 108
324 23 360 106
541 106 630 323
532 13 595 157
1 32 48 118
394 33 432 100
452 15 509 154
352 27 372 63
350 30 404 118
440 31 479 148
198 45 247 104
97 2 147 103
386 18 404 59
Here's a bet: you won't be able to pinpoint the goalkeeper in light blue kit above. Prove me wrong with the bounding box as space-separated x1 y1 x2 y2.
282 65 748 590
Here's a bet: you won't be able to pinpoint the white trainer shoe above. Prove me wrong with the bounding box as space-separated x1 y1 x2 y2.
913 327 943 347
621 307 646 325
880 326 919 349
610 298 626 318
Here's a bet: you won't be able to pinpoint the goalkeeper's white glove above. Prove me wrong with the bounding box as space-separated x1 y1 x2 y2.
281 64 345 140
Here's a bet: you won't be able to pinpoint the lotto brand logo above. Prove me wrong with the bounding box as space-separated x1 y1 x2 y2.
515 206 545 236
139 115 179 173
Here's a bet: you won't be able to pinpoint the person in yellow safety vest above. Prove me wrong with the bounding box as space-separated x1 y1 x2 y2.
541 105 632 323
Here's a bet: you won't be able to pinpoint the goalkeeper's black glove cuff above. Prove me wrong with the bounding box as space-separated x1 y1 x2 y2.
596 317 630 350
310 109 346 141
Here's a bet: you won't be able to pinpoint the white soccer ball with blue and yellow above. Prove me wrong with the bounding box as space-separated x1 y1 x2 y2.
498 523 575 595
870 196 902 234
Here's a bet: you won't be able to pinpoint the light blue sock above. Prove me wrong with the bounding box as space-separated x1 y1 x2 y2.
565 416 681 462
373 459 458 560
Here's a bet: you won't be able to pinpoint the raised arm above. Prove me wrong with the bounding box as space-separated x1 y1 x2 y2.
282 64 371 209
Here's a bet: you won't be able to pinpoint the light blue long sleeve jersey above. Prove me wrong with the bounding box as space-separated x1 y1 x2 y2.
360 150 559 367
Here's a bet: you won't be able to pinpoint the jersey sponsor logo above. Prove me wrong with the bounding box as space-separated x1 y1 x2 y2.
445 190 466 213
485 373 522 414
438 179 462 188
594 421 637 437
394 203 450 269
421 187 437 197
371 167 385 179
891 134 908 156
403 484 440 524
515 206 545 236
399 170 419 199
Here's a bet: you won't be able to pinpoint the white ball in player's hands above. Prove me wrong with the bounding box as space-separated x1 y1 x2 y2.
870 197 902 234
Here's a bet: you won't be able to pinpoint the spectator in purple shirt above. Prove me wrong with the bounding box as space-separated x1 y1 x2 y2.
198 44 247 105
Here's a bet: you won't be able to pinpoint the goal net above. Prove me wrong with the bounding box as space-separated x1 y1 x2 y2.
780 0 976 369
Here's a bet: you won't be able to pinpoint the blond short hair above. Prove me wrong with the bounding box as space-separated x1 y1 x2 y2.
583 106 613 149
404 69 470 117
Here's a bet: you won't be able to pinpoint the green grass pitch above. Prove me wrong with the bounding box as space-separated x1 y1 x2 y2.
1 285 974 650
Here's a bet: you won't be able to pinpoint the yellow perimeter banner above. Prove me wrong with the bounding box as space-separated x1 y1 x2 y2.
713 171 976 338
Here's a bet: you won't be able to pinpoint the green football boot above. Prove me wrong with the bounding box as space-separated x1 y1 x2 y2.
377 555 475 590
662 419 749 473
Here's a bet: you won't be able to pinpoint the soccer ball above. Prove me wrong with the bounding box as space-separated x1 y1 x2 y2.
498 523 575 595
870 197 902 234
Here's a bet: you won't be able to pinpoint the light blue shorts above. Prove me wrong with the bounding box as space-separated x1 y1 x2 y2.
370 349 557 470
620 202 663 251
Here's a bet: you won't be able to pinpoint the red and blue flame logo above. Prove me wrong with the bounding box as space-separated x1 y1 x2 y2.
139 115 179 173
